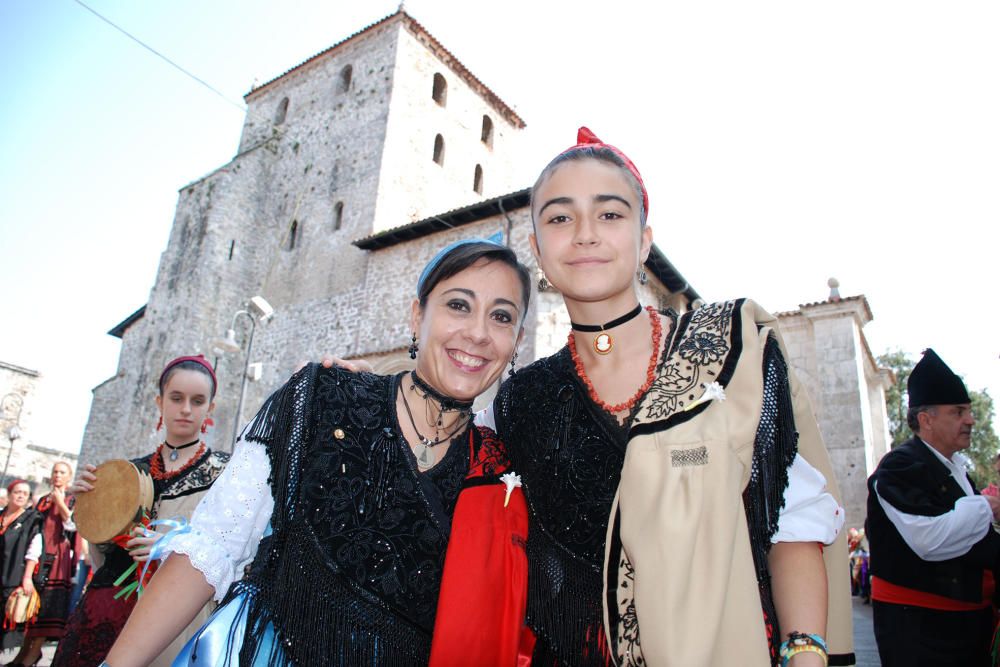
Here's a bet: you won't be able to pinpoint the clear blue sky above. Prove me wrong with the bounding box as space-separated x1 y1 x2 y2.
1 0 998 454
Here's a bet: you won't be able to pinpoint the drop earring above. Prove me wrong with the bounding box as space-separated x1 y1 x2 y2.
408 333 419 359
509 352 518 378
537 267 550 292
201 417 214 434
156 415 163 431
637 268 648 285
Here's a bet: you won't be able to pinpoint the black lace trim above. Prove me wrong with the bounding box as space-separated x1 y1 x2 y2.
743 334 800 664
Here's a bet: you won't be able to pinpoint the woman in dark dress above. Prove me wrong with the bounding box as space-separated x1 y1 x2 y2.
0 480 43 654
52 356 230 667
7 462 75 667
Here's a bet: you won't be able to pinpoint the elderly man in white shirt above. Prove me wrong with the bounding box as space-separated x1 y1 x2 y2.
866 348 1000 667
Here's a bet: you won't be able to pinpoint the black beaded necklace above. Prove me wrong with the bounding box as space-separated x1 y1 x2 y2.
400 381 470 471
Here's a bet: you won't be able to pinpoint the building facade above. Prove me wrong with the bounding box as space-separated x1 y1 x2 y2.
0 361 79 491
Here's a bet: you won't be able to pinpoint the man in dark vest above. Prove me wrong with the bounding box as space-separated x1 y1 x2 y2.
867 348 1000 666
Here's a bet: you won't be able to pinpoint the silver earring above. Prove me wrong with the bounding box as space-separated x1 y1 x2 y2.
509 352 518 377
638 268 648 285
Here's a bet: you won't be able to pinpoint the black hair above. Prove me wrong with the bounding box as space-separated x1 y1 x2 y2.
417 241 531 317
530 146 648 227
159 360 217 399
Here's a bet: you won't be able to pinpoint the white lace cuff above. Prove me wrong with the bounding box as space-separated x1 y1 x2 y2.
163 439 274 602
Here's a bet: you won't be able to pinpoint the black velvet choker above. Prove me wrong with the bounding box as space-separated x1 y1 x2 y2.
570 304 643 332
410 371 474 411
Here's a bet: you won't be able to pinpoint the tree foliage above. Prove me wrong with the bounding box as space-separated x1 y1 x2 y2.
877 349 1000 483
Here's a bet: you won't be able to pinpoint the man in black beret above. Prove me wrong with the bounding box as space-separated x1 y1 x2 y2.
866 349 1000 666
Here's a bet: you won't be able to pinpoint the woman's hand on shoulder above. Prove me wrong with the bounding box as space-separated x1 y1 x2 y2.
68 465 98 495
318 355 373 373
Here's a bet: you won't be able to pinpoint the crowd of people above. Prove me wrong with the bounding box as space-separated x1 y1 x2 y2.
2 128 996 667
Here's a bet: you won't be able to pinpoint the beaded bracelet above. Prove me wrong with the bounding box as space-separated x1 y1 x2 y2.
779 632 828 666
781 644 828 665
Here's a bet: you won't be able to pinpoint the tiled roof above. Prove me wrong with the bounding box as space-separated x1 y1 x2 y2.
108 305 146 339
774 294 872 321
245 11 525 128
352 189 530 250
0 361 39 377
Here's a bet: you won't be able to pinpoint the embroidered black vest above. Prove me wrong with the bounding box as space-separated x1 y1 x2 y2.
867 437 1000 603
235 364 470 666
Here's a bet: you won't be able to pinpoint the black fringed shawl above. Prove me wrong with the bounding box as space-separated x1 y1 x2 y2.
495 311 799 667
231 363 469 666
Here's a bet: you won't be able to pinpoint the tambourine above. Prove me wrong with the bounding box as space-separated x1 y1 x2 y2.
73 459 154 544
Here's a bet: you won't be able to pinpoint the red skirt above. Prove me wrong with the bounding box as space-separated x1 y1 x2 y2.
430 482 532 667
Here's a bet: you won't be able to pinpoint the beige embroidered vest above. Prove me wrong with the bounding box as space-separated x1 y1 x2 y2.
603 299 853 666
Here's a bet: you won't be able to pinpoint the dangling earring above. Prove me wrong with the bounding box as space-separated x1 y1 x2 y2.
538 274 550 292
509 352 518 378
637 268 648 285
408 333 419 359
201 417 214 434
156 415 163 431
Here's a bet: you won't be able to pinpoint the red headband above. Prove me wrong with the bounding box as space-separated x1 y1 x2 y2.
559 127 649 218
159 355 218 395
6 479 27 495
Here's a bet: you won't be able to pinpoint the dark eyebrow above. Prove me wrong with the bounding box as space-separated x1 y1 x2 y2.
537 196 574 217
442 288 519 311
594 194 632 208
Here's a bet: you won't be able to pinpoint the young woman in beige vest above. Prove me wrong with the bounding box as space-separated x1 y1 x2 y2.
476 127 854 667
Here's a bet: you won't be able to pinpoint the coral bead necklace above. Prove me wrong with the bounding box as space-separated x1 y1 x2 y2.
568 306 662 415
150 440 207 480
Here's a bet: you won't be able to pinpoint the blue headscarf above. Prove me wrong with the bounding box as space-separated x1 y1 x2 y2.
416 232 505 296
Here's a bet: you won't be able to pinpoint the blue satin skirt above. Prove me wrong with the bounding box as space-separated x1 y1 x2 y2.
172 590 285 667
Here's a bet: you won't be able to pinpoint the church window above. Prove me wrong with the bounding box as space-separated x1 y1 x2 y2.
333 201 344 230
481 115 493 149
432 73 447 106
275 97 289 125
287 220 299 251
433 134 445 165
473 164 483 194
338 65 353 93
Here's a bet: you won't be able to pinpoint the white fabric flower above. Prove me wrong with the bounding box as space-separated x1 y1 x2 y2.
683 381 726 412
500 472 522 508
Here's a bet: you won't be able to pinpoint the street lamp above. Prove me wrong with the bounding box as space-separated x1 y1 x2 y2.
213 296 274 449
1 393 25 487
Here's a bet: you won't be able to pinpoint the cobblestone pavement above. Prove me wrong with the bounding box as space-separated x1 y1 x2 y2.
853 594 881 666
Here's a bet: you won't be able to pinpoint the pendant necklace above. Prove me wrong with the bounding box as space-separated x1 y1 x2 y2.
570 303 644 355
400 380 470 471
163 437 201 462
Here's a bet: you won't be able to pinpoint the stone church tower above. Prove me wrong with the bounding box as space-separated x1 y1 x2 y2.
80 10 701 463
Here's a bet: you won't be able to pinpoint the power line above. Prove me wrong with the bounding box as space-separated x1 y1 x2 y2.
70 0 247 114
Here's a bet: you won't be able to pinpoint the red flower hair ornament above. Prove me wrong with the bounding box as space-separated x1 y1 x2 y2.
559 126 649 218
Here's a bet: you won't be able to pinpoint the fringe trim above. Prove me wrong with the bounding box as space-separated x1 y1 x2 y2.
524 528 611 667
239 522 430 666
743 334 800 664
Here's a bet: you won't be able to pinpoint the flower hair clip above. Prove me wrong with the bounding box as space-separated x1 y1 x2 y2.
500 472 522 507
683 381 726 412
